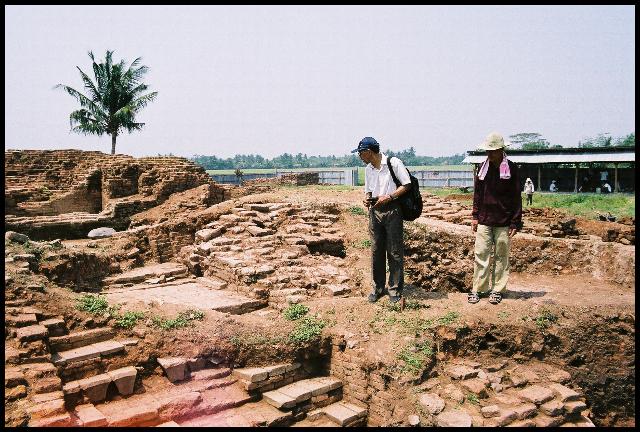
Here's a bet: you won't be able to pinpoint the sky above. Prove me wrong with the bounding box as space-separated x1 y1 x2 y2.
4 5 635 159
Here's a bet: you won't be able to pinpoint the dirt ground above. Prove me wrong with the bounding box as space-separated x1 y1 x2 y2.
6 183 635 427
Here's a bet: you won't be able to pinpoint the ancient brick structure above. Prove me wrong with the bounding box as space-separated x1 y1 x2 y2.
4 150 227 240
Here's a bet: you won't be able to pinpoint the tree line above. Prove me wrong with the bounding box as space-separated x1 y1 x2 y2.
191 148 466 170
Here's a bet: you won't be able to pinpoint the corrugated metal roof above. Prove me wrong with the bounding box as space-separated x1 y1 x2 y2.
462 152 635 164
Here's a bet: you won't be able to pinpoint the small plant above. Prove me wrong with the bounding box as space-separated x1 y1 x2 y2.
283 304 310 321
352 239 371 249
289 315 326 344
151 309 205 330
467 393 479 405
114 311 145 329
497 311 510 320
387 298 428 312
76 294 110 314
437 311 460 325
535 308 558 329
397 340 434 375
348 206 367 216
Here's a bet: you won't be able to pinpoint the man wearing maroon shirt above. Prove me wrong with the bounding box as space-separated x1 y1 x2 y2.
468 132 522 305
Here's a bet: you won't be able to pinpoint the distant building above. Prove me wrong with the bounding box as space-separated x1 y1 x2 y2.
462 146 635 192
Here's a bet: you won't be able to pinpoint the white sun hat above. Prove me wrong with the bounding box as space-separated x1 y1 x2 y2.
478 132 511 150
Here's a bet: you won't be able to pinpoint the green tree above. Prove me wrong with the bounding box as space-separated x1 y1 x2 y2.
578 133 612 148
55 50 158 155
508 132 553 150
614 132 635 147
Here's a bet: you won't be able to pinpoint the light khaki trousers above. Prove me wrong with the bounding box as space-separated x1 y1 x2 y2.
472 225 510 294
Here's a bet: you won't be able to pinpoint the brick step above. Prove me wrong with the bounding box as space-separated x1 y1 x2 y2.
262 377 343 410
49 327 114 352
52 339 125 366
309 401 368 426
232 362 304 393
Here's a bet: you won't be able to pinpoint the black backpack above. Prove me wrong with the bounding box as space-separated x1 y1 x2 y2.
387 157 423 221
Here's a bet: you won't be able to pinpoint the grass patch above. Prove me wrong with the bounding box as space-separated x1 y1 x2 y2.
497 311 510 320
467 393 480 405
352 239 371 249
289 315 326 344
283 304 310 321
114 311 145 329
397 341 434 374
534 308 558 329
348 206 367 216
151 309 205 330
76 294 120 317
527 192 634 219
437 311 460 325
386 298 429 312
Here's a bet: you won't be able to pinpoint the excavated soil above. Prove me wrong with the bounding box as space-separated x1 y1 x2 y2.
5 184 635 427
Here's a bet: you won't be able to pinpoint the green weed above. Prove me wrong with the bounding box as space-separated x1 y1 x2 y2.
289 315 326 344
114 311 145 329
151 309 205 330
283 304 310 321
467 393 479 405
535 308 558 329
348 206 367 216
352 239 371 249
437 311 460 325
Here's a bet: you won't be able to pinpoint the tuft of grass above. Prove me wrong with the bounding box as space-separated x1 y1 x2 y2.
535 308 558 329
76 294 119 316
288 315 326 344
387 298 429 312
352 239 371 249
467 393 479 405
151 309 205 330
114 311 145 329
527 192 634 219
283 304 310 321
437 311 460 325
397 341 434 374
348 206 367 216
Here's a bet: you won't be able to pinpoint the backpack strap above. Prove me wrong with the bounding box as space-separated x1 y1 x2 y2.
386 157 401 187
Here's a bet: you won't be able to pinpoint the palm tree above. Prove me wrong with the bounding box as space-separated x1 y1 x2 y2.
55 50 158 155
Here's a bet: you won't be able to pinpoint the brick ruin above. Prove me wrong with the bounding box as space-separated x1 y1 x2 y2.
3 150 635 427
5 150 227 240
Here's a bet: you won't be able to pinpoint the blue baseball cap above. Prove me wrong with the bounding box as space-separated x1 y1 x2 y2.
351 136 380 153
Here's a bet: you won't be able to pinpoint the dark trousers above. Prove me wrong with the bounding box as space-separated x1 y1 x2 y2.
369 201 404 297
526 193 533 205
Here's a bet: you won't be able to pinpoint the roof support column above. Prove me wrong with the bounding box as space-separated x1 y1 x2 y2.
537 165 541 192
574 163 579 193
614 163 619 193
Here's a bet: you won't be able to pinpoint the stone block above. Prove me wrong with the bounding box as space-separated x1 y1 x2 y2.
418 393 445 415
107 366 137 395
16 324 48 342
512 402 538 419
481 405 500 418
5 367 26 387
460 378 489 397
517 385 555 405
322 401 366 426
262 389 297 409
232 366 269 383
6 313 38 327
28 412 74 427
547 369 572 383
187 357 207 372
563 400 587 415
157 391 202 422
74 404 108 427
548 383 581 402
5 384 27 401
534 413 563 427
78 373 112 403
436 409 473 427
158 357 188 382
446 365 478 380
27 397 66 419
99 403 160 427
541 399 564 416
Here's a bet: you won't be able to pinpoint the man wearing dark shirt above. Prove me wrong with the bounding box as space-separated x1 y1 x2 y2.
469 132 522 305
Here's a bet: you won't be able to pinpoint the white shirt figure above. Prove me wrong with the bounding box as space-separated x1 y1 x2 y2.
549 181 558 192
364 153 411 197
524 181 534 194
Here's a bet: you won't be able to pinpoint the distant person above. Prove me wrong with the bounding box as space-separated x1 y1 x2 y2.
523 178 535 205
469 132 522 305
355 137 411 305
549 180 558 192
602 182 612 193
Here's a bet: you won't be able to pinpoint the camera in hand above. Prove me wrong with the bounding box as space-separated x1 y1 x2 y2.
366 197 379 204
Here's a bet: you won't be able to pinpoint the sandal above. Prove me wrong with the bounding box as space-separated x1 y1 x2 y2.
489 292 502 304
467 292 480 304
